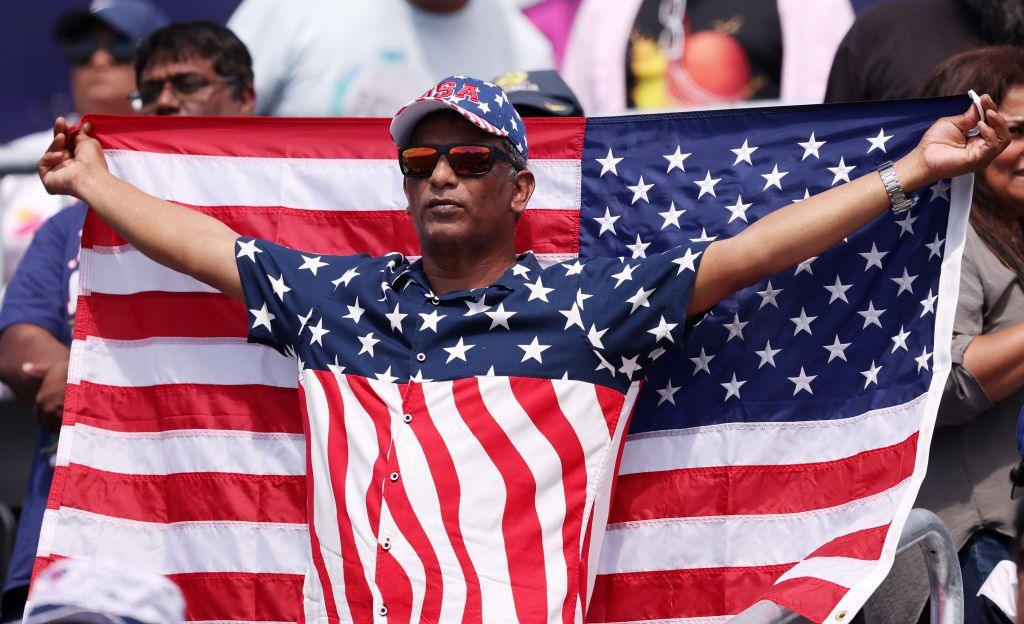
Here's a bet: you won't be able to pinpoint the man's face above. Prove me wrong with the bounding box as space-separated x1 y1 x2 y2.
138 55 255 116
402 111 534 252
68 24 137 115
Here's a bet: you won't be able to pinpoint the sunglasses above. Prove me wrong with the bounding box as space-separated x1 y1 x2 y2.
63 35 135 65
398 144 520 178
129 73 238 107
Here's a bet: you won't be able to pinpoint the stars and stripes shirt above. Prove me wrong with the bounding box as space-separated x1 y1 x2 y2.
235 237 708 624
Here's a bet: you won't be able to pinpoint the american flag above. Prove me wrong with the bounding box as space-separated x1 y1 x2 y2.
38 96 970 623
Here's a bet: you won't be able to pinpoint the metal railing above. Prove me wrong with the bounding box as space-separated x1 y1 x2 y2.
731 509 963 623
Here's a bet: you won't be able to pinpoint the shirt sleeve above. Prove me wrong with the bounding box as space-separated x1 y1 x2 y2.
0 209 73 339
234 237 341 356
823 26 866 103
937 241 993 427
578 242 708 363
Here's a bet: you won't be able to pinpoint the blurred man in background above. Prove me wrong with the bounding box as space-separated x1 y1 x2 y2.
0 0 168 288
0 20 253 622
493 69 584 117
227 0 554 117
825 0 1024 103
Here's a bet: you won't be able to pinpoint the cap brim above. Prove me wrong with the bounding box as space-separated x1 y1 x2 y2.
507 92 582 117
25 604 124 624
54 10 100 42
390 97 508 147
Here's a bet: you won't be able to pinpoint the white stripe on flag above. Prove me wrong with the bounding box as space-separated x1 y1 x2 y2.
618 395 925 474
106 151 581 212
55 423 305 475
40 507 309 574
69 336 298 388
774 556 878 588
597 481 909 574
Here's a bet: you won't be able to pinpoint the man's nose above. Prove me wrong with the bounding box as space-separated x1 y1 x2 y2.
429 154 459 187
88 46 117 68
153 83 181 111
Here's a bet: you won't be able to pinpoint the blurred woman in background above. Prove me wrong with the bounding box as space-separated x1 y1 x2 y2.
868 45 1024 624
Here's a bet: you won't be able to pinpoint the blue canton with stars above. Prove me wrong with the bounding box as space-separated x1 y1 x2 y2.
236 238 707 395
580 96 968 434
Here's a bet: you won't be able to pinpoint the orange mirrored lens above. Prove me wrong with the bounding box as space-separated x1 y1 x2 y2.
448 145 493 175
401 147 440 175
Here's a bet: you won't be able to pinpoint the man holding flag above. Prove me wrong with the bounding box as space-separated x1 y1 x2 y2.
36 76 1009 623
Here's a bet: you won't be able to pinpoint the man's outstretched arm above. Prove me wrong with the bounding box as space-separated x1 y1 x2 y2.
38 118 244 301
688 95 1011 317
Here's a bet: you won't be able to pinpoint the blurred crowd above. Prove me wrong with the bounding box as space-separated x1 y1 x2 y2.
0 0 1023 623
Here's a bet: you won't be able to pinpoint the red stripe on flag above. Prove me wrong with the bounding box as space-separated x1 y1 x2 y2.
75 292 247 340
609 433 918 523
66 381 303 433
171 572 305 623
83 115 585 160
453 378 547 623
808 525 890 560
406 383 484 623
51 465 305 523
382 478 445 623
82 206 579 256
508 377 589 623
345 376 395 548
762 576 851 624
587 564 796 622
32 558 305 623
315 371 376 620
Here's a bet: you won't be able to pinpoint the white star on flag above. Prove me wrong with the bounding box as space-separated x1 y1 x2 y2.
721 373 746 400
862 360 883 388
418 310 445 332
761 163 789 190
920 289 938 317
525 277 555 302
343 298 365 324
626 234 651 259
891 325 911 352
723 314 748 342
756 280 783 308
250 303 275 331
866 127 894 153
790 308 817 335
891 268 918 297
298 255 329 276
297 308 313 335
824 275 853 304
618 355 642 379
308 318 330 346
925 234 944 259
690 347 715 375
827 157 856 186
798 132 826 160
755 340 781 368
694 170 721 198
587 324 608 349
332 267 360 290
859 243 888 270
929 179 951 202
626 286 655 314
611 263 636 288
627 175 655 204
730 138 759 166
484 303 515 330
385 304 406 332
356 331 380 357
237 239 262 262
593 207 621 236
672 247 701 274
596 148 623 177
647 316 678 342
789 368 817 395
519 336 551 363
823 335 851 362
858 301 886 329
443 337 475 363
464 297 490 316
915 347 933 372
659 202 686 229
657 379 681 405
268 274 291 301
663 146 691 173
895 212 917 237
725 195 752 223
559 302 584 330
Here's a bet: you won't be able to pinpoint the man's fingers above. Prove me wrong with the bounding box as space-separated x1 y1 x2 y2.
985 109 1011 143
22 362 50 379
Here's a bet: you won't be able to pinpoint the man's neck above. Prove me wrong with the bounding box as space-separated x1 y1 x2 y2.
420 245 516 295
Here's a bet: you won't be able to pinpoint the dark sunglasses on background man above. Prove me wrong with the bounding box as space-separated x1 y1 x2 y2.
129 73 239 108
398 144 521 178
62 35 135 65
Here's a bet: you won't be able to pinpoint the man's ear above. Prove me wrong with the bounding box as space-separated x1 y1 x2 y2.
237 87 257 115
510 169 535 220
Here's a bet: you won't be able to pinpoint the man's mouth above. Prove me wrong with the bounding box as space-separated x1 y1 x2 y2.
425 198 464 211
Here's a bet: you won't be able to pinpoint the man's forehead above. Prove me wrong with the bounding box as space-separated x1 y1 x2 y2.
407 110 501 145
141 54 217 79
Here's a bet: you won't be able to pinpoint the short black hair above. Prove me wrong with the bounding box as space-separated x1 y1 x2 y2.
135 21 254 100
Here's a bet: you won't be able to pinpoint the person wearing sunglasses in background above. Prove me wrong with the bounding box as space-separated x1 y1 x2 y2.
0 2 165 620
36 74 1010 622
0 18 253 623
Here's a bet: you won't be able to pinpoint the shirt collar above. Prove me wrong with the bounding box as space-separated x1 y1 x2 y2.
391 251 542 301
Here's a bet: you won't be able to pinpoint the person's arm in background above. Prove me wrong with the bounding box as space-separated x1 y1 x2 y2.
961 326 1024 403
38 118 243 302
688 97 1010 316
0 209 79 432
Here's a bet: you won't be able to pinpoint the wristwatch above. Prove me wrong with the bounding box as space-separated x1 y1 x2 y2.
877 160 917 214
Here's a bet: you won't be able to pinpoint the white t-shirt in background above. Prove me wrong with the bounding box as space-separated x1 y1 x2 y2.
228 0 556 117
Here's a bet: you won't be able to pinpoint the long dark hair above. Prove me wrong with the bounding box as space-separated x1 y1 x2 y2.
920 46 1024 283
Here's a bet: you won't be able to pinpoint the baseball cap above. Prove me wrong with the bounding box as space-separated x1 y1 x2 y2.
55 0 170 42
24 559 185 624
493 70 584 117
390 75 529 159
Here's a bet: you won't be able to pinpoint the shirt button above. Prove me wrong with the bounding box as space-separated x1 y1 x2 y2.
430 296 440 305
379 605 388 616
403 413 413 423
389 471 400 482
416 352 426 362
381 538 391 551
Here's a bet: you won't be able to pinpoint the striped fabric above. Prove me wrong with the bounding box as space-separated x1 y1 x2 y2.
37 101 969 624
